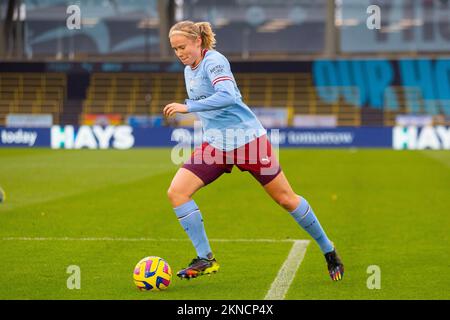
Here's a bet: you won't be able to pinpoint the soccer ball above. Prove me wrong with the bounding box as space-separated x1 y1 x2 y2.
133 256 172 291
0 187 5 203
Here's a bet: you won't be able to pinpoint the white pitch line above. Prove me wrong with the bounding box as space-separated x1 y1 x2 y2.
0 237 301 243
264 240 310 300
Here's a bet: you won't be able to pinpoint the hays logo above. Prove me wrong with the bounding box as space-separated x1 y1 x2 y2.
51 125 134 149
393 126 450 150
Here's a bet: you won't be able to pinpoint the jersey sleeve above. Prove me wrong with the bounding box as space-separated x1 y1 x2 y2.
205 55 234 87
185 54 237 112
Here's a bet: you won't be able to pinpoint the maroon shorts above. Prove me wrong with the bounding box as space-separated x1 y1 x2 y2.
182 134 282 186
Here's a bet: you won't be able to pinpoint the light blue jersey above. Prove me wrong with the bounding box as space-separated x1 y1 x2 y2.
184 49 266 151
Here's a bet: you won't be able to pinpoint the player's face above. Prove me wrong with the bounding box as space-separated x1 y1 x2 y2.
170 34 202 66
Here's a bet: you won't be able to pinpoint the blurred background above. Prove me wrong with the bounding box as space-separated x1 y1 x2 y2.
0 0 449 136
1 1 449 302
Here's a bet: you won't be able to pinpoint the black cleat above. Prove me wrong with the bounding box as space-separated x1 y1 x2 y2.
325 249 344 281
177 253 220 279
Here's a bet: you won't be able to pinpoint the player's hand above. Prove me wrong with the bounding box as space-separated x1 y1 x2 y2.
163 103 188 117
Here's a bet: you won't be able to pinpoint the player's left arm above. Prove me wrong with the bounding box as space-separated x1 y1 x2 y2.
185 56 237 112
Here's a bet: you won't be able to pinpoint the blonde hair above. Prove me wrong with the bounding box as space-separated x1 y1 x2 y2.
169 20 216 50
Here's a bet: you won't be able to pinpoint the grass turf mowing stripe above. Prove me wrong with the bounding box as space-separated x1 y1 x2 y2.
420 150 450 169
264 240 310 300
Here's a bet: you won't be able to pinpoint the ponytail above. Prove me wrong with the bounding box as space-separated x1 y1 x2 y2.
195 22 216 50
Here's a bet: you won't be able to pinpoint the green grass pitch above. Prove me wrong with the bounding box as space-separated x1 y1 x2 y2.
0 148 449 300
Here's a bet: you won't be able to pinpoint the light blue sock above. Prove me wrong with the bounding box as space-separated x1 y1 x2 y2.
289 196 334 254
173 199 212 259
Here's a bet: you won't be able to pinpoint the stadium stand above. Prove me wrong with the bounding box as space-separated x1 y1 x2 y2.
0 73 66 126
82 73 185 117
81 72 353 126
0 0 448 128
0 68 442 128
78 72 428 127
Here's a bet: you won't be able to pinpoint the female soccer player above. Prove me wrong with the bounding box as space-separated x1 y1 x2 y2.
164 21 344 281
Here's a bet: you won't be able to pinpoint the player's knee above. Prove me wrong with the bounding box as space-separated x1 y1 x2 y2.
167 186 188 206
276 192 297 211
166 186 178 202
